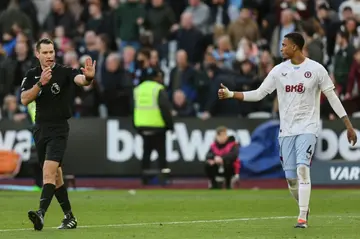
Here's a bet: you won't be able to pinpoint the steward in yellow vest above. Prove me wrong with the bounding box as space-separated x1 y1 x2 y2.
133 70 173 185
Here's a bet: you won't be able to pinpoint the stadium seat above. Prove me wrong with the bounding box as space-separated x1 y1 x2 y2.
64 175 76 189
352 111 360 118
247 112 272 119
0 150 22 179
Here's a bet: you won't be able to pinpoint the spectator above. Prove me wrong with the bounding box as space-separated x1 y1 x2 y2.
316 2 340 62
169 11 205 64
171 89 196 117
0 0 33 38
302 19 325 65
43 0 77 38
342 17 360 48
115 0 145 51
2 94 29 122
208 0 230 27
168 50 198 102
212 35 236 70
150 49 160 70
85 2 105 33
144 0 176 59
185 0 211 35
333 30 355 97
339 0 360 20
94 34 111 92
275 0 311 21
102 52 128 116
270 9 302 62
121 46 136 74
345 48 360 100
227 7 260 49
205 126 240 189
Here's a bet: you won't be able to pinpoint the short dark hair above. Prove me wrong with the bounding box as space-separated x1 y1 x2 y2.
36 38 54 52
338 30 349 41
343 6 352 12
138 48 151 59
284 32 305 50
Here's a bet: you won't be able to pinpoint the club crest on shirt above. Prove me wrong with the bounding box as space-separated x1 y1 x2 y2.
304 71 312 78
51 83 60 95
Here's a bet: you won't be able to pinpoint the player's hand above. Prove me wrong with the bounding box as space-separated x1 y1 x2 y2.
207 159 215 165
347 127 357 146
40 67 52 85
80 57 96 79
218 83 234 99
214 156 223 165
344 93 352 100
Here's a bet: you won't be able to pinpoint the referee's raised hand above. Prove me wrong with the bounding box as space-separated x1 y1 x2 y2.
40 67 52 85
80 57 96 79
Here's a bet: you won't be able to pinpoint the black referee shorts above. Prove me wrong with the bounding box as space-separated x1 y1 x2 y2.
32 122 69 167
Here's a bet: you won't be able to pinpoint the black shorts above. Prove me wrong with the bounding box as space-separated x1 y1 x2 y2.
32 122 69 167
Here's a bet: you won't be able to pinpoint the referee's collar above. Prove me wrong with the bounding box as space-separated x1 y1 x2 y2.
40 63 56 71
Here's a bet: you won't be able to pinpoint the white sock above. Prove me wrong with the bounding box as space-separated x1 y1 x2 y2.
297 165 311 221
287 179 298 202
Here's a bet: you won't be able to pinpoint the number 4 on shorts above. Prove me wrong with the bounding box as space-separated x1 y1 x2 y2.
306 145 313 159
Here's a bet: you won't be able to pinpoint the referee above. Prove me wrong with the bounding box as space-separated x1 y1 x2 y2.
20 38 96 231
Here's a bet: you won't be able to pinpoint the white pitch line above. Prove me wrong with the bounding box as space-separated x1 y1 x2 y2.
0 215 359 233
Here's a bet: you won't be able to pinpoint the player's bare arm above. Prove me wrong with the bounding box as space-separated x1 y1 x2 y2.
21 67 52 106
74 57 96 86
342 115 357 145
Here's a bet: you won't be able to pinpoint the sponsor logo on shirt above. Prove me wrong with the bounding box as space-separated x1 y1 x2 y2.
285 83 305 93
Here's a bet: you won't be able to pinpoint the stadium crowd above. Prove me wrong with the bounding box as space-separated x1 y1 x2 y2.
0 0 360 122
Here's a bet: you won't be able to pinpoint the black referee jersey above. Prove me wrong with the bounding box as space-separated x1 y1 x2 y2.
21 64 81 124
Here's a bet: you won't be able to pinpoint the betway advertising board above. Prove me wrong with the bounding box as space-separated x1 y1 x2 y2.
0 118 359 184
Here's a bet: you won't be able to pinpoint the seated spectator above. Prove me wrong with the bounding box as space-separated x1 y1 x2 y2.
121 46 136 74
150 49 160 70
2 94 29 122
212 35 236 70
171 89 196 117
205 126 240 189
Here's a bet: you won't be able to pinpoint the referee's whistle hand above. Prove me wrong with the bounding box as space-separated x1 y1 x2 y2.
40 67 52 85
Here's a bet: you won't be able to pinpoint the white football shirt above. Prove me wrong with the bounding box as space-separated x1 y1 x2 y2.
257 58 335 137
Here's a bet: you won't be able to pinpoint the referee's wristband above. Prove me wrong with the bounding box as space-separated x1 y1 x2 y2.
36 81 43 89
85 77 93 82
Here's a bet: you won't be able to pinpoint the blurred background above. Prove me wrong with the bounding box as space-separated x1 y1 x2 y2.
0 0 359 190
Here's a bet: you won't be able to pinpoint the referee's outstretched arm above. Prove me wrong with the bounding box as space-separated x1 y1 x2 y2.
21 57 96 106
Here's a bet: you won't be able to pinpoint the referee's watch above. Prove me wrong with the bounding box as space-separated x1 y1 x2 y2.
36 81 43 89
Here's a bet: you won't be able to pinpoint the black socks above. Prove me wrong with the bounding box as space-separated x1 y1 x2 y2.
39 183 56 216
55 184 72 215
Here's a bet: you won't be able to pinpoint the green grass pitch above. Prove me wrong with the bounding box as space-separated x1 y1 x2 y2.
0 189 359 239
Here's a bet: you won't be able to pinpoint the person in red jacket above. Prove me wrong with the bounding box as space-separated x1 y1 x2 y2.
345 49 360 100
205 126 240 189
